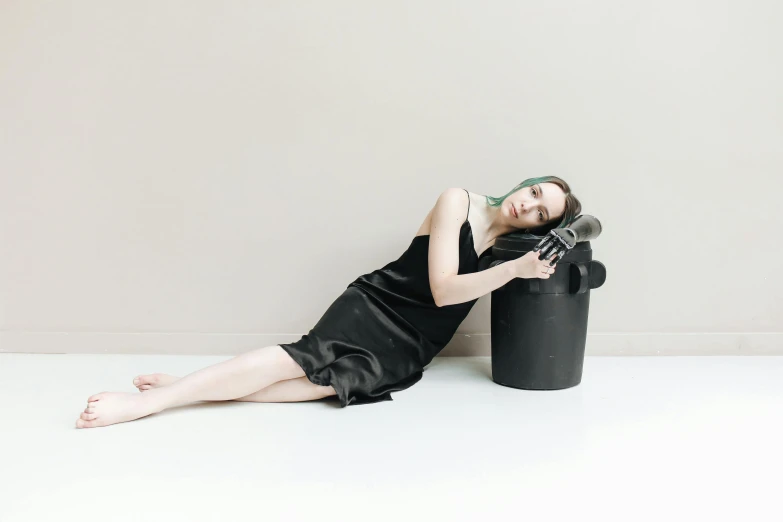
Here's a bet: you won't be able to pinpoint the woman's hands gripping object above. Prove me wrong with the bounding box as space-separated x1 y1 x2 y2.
505 215 603 280
509 250 559 279
509 226 573 279
514 215 603 279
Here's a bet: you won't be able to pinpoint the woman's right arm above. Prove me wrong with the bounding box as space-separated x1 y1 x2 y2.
428 188 556 307
434 261 516 307
435 251 556 307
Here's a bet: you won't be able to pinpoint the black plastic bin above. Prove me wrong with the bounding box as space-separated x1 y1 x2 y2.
479 232 607 390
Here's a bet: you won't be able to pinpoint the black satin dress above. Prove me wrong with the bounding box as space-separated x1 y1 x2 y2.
279 189 492 407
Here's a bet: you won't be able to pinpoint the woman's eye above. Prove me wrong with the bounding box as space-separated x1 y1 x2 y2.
531 188 537 196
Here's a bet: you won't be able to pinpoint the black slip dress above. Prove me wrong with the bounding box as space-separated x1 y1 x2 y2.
279 189 492 407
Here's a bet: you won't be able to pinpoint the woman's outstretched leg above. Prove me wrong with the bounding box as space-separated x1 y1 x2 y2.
75 345 306 429
133 373 337 403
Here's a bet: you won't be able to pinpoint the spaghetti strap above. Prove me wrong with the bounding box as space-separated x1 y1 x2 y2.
463 188 470 220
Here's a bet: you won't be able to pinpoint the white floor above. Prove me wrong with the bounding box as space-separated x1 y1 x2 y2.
0 353 780 522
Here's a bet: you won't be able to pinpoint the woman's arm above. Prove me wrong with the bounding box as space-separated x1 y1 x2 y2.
435 262 516 307
428 188 517 307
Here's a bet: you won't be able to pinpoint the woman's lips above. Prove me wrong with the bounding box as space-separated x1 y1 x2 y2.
512 204 518 218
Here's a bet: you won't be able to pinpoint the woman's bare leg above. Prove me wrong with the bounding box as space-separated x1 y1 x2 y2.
235 377 336 402
75 345 306 429
133 373 337 403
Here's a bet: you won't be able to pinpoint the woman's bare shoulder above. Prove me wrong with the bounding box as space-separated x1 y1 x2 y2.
415 188 470 237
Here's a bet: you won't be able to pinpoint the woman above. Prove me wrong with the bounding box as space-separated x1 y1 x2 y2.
75 176 582 428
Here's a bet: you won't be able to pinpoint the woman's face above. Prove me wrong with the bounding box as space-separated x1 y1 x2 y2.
506 182 567 229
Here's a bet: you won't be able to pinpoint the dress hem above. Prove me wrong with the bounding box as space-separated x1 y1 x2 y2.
279 342 395 408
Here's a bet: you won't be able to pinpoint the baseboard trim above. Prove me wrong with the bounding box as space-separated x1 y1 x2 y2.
1 331 781 355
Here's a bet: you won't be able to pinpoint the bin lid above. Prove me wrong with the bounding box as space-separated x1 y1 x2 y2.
490 231 594 263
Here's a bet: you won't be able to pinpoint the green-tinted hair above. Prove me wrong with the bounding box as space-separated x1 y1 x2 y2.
485 176 582 235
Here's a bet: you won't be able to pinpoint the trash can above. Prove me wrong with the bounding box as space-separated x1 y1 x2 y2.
480 232 607 390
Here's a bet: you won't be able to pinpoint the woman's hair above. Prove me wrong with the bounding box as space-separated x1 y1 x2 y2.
485 176 582 235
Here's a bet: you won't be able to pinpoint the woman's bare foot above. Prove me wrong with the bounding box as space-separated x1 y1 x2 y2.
133 373 180 391
75 392 163 429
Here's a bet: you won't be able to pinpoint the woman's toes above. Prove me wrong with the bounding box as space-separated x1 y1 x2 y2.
74 391 156 429
134 373 178 391
76 418 97 429
133 374 157 385
88 394 103 402
133 374 155 387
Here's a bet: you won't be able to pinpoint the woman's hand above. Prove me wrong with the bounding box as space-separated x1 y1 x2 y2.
510 250 558 279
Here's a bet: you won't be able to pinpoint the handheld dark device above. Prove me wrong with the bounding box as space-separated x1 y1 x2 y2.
533 214 602 264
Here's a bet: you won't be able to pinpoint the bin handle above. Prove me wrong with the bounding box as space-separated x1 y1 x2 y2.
570 263 589 294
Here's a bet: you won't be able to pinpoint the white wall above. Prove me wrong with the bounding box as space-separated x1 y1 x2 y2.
2 1 781 355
